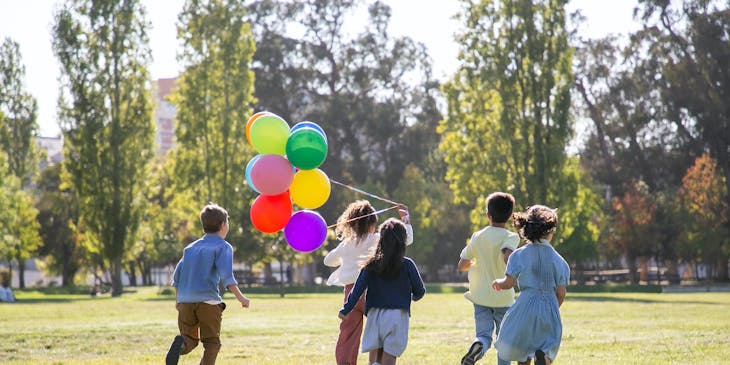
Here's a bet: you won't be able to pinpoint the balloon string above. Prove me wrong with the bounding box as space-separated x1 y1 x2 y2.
326 205 399 229
330 179 402 206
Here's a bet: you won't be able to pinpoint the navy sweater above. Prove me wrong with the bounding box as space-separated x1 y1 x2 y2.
340 257 426 316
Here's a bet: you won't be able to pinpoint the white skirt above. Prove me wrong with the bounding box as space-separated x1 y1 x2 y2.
361 308 410 357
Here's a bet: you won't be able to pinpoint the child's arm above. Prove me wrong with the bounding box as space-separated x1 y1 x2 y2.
398 205 415 246
457 258 473 272
492 275 516 291
501 247 514 265
407 259 426 301
339 270 368 319
227 284 250 309
556 285 567 307
323 242 344 267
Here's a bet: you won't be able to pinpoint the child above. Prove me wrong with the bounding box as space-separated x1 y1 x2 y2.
458 192 520 365
165 203 251 365
338 218 426 365
324 200 413 365
492 205 569 365
0 271 15 303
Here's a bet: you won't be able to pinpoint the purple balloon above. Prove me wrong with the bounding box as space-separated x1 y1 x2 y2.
284 210 328 252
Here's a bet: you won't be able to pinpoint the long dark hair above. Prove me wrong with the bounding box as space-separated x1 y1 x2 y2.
364 218 407 278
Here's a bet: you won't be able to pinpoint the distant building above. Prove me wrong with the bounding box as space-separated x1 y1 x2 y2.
36 135 63 169
35 78 177 164
155 77 177 155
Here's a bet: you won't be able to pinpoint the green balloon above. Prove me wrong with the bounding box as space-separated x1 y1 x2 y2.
250 114 290 155
286 127 328 170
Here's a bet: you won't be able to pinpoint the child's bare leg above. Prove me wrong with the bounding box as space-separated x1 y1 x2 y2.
369 348 384 364
545 357 552 365
518 360 532 365
380 351 397 365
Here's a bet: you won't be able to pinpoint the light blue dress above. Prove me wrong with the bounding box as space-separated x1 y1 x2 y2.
494 239 570 362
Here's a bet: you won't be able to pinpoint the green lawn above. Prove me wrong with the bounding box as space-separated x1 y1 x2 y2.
1 287 728 364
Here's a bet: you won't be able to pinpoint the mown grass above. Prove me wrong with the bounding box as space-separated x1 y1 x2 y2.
1 286 728 364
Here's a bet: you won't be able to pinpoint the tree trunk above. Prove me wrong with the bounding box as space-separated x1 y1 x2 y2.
111 257 123 297
127 263 137 287
628 256 639 284
18 259 26 289
664 259 680 284
716 254 729 282
638 256 649 283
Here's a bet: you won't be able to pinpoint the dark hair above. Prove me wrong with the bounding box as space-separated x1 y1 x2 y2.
200 203 229 233
486 192 516 223
364 218 407 278
512 205 558 242
335 200 377 241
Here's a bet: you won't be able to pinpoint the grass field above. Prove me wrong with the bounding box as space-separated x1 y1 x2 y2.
1 286 729 364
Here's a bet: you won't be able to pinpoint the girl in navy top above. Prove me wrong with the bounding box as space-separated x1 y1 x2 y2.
339 218 426 365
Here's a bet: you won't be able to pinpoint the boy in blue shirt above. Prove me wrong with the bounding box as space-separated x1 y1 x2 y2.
458 192 519 365
166 203 250 365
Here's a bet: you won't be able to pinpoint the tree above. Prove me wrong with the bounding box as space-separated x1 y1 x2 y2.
608 180 657 283
638 0 730 279
0 37 40 188
35 164 83 287
248 0 442 203
135 158 199 285
52 0 156 296
439 0 600 258
678 154 729 280
246 0 451 273
169 0 258 264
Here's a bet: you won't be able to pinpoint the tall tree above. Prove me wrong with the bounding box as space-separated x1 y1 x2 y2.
246 0 453 273
441 0 573 207
439 0 600 257
0 37 42 287
637 0 730 280
52 0 155 296
170 0 257 262
35 164 83 287
0 37 40 188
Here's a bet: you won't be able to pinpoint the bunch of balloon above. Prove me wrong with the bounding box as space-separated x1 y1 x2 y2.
245 112 331 253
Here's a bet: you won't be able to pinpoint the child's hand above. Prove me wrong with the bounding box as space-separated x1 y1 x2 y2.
238 295 250 308
492 279 502 291
397 204 410 224
338 312 346 320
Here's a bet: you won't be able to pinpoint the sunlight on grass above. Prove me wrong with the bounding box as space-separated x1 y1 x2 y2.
0 287 728 364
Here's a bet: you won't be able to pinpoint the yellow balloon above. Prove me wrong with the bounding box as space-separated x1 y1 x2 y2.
290 169 331 209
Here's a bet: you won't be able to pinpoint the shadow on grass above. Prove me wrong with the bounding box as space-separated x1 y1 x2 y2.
567 295 725 305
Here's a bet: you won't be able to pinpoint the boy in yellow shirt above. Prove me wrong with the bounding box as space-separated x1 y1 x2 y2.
458 192 519 365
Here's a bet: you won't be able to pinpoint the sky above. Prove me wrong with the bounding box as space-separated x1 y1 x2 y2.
0 0 641 137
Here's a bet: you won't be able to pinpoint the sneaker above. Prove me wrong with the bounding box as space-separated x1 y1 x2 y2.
165 335 184 365
460 341 484 365
534 349 546 365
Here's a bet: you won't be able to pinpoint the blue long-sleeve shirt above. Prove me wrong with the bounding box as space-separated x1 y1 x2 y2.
340 257 426 316
172 233 238 303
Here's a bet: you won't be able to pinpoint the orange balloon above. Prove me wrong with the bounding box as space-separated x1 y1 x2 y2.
245 111 271 146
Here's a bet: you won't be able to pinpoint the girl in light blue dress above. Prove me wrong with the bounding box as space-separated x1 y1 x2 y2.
492 205 569 365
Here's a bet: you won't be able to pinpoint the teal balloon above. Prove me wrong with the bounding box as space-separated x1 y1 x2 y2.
250 114 290 155
286 127 328 170
245 155 262 193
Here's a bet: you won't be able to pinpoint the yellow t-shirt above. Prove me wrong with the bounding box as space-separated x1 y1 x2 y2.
460 226 520 307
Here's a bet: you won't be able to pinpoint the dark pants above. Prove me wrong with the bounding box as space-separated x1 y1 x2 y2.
177 302 226 365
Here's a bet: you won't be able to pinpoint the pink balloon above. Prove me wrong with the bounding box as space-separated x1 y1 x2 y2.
250 154 294 195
